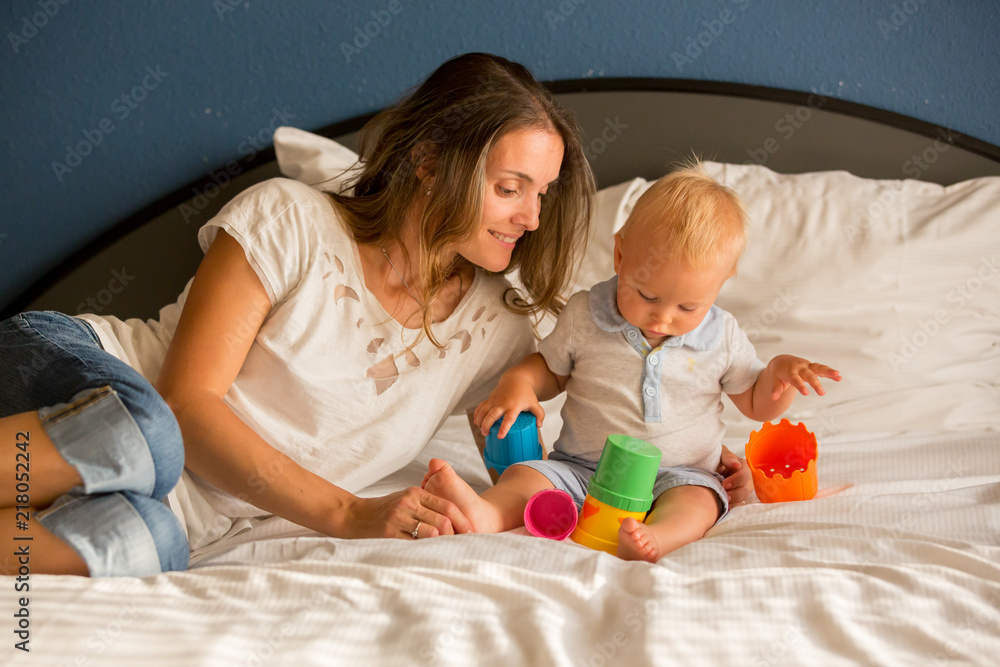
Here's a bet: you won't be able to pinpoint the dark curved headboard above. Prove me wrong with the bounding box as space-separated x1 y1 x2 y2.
7 79 1000 322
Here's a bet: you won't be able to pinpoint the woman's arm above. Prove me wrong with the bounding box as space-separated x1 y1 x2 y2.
156 231 470 538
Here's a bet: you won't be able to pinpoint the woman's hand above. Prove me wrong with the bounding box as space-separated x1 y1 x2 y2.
344 487 472 539
717 445 754 506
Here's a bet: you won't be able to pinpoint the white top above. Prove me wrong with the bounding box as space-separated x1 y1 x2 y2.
79 178 535 546
537 276 764 472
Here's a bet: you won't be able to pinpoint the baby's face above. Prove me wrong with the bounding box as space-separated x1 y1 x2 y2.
613 232 734 347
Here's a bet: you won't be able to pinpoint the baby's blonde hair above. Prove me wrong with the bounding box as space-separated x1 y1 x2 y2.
619 161 748 271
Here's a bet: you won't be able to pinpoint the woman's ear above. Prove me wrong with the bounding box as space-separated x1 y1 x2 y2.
409 141 438 188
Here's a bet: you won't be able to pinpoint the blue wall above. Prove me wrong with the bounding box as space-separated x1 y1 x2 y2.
2 0 998 311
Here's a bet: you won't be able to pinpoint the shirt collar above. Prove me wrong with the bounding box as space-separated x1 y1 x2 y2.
587 275 722 351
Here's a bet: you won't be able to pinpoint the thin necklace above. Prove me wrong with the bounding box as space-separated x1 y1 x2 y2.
378 242 464 311
380 242 423 306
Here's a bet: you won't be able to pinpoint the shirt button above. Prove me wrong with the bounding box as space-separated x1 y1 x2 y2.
649 356 659 366
644 386 656 397
627 330 638 340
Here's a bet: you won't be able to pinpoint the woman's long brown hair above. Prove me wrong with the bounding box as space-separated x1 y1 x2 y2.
327 52 595 346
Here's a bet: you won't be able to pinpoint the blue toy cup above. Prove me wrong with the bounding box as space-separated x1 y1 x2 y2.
484 412 542 483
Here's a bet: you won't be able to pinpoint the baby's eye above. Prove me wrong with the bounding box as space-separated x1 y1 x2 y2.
679 305 696 313
638 290 656 302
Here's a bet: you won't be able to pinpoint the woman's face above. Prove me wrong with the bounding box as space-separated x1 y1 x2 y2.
454 128 564 273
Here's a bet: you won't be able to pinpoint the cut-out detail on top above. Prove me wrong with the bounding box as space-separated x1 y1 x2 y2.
366 355 399 395
473 306 486 322
450 330 472 354
335 285 360 304
367 338 385 354
357 318 365 328
405 349 420 367
334 255 344 273
486 313 498 323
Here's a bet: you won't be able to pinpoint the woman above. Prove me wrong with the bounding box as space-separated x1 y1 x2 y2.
0 53 752 577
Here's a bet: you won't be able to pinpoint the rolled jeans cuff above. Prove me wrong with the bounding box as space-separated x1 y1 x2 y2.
35 492 164 577
38 385 156 497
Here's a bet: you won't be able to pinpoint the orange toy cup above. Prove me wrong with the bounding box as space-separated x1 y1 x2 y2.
745 419 818 503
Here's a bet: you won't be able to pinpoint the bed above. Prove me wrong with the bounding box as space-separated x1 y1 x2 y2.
7 80 1000 666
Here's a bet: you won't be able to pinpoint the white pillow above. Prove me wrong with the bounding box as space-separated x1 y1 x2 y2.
587 162 1000 434
272 126 361 190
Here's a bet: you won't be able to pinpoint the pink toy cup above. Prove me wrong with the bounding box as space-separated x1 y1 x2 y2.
523 489 578 540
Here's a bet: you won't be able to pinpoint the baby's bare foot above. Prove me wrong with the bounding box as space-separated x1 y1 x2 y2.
423 458 503 533
617 517 661 563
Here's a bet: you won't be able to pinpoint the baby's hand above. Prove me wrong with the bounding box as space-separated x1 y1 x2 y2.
473 376 544 439
767 355 842 400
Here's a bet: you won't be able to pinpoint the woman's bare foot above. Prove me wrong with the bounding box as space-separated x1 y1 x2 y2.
422 459 504 533
617 517 661 563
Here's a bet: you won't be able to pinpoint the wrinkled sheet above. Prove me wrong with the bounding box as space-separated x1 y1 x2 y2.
8 425 1000 666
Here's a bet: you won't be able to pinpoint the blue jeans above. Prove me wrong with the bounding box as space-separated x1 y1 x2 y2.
0 311 188 576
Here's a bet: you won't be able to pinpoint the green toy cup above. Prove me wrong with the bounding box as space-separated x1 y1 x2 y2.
587 435 663 513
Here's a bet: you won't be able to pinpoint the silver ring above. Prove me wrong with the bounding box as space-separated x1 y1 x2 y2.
411 521 421 539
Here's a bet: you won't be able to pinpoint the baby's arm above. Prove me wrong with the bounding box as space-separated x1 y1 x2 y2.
728 354 842 422
473 352 569 439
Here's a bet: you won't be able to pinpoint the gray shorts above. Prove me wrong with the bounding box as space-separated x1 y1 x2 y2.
514 449 729 522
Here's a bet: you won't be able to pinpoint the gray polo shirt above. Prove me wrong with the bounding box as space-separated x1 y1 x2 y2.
538 276 765 472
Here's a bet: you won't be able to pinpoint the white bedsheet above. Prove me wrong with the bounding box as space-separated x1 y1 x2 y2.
10 420 1000 666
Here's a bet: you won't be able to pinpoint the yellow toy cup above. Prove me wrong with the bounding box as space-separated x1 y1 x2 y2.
745 419 818 503
570 435 662 554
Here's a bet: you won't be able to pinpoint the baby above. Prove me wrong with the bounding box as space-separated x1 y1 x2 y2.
423 163 841 562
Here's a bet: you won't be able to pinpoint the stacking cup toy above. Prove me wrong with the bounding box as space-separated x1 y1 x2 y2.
484 412 543 484
570 435 663 554
523 489 578 540
745 419 818 503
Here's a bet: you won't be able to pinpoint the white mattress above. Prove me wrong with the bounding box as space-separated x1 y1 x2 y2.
11 421 1000 666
